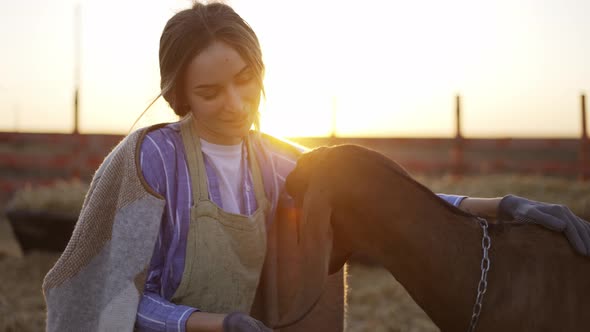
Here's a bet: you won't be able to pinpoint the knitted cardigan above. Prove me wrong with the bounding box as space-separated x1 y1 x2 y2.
42 124 345 332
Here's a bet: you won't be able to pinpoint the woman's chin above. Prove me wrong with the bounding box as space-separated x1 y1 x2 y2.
218 127 252 144
233 122 255 136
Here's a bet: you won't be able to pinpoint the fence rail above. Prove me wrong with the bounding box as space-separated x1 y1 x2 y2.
0 93 588 201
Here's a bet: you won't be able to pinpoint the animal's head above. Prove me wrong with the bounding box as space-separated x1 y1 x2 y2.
285 147 349 273
286 144 413 272
285 145 369 276
286 144 389 199
285 146 327 205
282 144 416 326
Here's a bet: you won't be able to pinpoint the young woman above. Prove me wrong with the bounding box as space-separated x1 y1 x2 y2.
43 2 590 332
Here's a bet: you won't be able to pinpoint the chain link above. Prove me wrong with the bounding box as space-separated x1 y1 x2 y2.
467 217 491 332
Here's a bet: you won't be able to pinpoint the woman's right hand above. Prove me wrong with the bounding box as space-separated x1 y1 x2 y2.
222 312 272 332
498 194 590 256
185 311 272 332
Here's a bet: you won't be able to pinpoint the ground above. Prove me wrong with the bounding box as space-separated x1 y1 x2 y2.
0 248 438 332
2 174 589 331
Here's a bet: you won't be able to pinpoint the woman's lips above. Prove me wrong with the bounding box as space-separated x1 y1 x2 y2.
219 119 250 129
221 116 251 126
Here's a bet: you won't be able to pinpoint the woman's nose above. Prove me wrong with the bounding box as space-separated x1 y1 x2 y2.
225 85 246 113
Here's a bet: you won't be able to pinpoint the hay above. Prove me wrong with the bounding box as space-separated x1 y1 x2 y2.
0 253 434 332
345 264 439 332
6 179 89 216
0 251 59 332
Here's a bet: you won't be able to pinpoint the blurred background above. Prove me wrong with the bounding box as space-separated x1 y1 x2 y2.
1 0 589 137
1 0 589 331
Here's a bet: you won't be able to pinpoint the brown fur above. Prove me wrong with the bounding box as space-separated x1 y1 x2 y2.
286 144 590 332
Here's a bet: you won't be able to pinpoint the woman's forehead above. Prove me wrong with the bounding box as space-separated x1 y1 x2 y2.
185 40 247 87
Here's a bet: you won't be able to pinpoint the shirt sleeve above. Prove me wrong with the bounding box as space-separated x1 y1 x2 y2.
135 233 197 332
140 134 167 197
136 134 198 332
436 193 468 207
135 292 197 332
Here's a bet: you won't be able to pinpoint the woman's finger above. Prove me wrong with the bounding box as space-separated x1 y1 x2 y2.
557 208 590 256
537 209 587 256
569 215 590 256
523 208 566 232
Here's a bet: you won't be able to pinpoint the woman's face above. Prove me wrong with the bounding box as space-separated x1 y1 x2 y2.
183 40 261 145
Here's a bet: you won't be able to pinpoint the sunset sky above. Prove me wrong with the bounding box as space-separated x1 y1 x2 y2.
1 0 589 137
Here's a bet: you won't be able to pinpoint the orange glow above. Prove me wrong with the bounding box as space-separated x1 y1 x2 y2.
0 0 589 137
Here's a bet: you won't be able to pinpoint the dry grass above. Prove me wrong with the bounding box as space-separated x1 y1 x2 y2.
0 254 434 332
345 264 439 332
6 180 88 216
0 251 59 332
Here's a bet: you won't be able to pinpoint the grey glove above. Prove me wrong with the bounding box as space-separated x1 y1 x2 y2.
223 312 272 332
498 194 590 256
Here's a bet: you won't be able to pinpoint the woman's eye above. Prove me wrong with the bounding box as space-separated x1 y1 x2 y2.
199 90 219 100
236 72 255 84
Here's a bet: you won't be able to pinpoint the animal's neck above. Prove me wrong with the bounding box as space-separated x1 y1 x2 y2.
351 181 485 331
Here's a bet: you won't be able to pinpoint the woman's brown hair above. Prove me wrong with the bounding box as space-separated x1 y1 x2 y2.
136 2 265 130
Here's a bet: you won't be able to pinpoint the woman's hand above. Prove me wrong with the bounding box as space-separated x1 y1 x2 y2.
498 195 590 256
185 311 271 332
222 312 272 332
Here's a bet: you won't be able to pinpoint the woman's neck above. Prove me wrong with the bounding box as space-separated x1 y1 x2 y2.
193 119 244 145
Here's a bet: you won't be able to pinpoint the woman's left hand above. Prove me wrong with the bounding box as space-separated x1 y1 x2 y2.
498 194 590 256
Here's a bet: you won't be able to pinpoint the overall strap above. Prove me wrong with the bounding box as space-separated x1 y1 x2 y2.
179 116 209 203
246 136 268 209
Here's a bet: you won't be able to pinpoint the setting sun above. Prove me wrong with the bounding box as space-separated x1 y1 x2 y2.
235 0 589 138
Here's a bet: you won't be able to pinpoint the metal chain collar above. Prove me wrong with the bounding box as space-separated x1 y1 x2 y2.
467 217 492 332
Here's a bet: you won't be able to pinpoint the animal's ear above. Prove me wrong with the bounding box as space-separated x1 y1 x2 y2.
328 231 351 275
299 178 332 254
281 173 334 324
285 146 328 204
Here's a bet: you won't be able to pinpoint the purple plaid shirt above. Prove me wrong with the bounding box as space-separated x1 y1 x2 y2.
135 122 466 332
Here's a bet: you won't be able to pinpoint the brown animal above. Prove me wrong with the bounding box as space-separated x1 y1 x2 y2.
285 144 590 332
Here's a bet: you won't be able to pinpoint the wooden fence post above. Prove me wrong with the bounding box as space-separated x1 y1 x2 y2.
580 93 589 181
73 3 81 135
452 94 464 179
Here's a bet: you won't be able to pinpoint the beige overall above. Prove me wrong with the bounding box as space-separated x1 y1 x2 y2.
171 118 268 314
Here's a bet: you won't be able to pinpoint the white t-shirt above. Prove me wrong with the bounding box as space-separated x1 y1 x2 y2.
200 138 244 214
